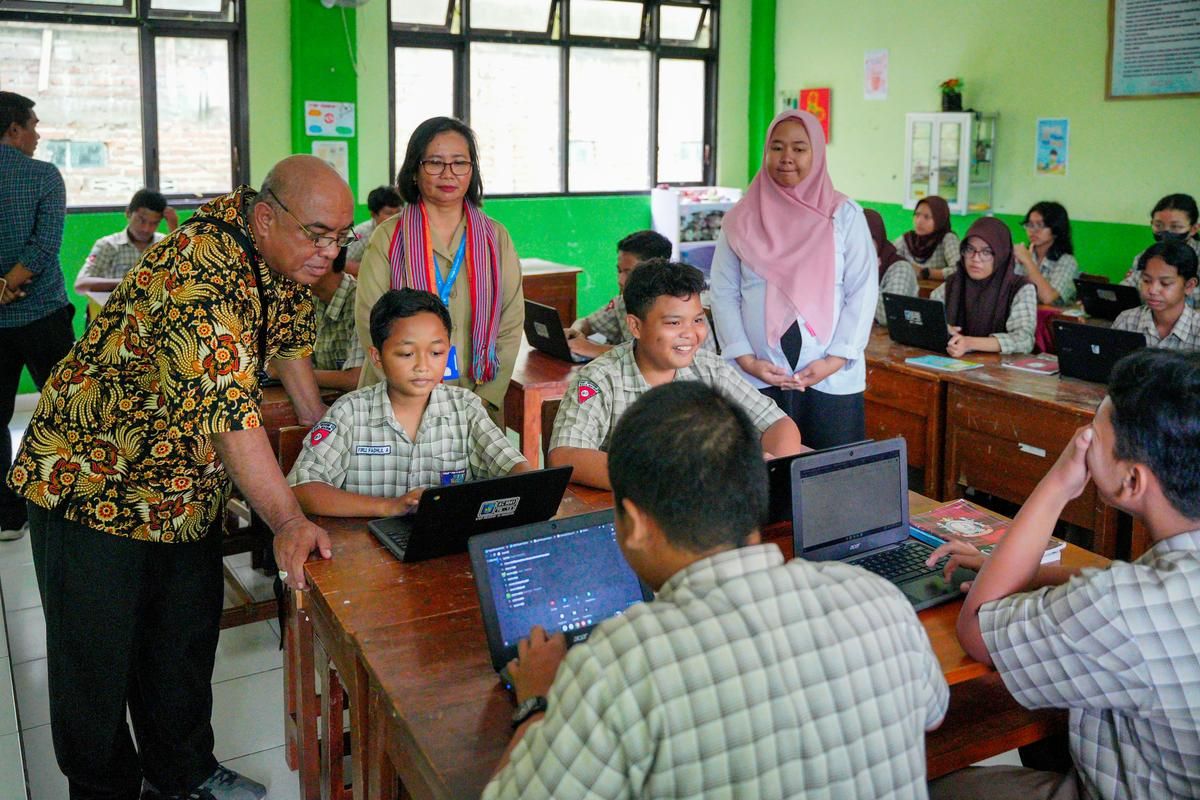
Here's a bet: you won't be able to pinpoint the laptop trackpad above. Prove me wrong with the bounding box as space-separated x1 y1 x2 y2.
900 567 975 607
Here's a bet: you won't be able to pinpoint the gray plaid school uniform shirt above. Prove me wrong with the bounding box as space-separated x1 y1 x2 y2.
0 143 68 328
876 259 920 325
979 530 1200 800
1121 243 1200 310
1015 253 1080 305
313 272 366 370
894 231 962 276
77 229 164 282
287 381 523 494
581 294 633 345
548 342 785 453
344 217 377 265
931 281 1037 354
1112 304 1200 351
483 543 949 800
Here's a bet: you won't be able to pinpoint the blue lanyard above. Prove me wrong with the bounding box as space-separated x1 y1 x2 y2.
435 235 467 306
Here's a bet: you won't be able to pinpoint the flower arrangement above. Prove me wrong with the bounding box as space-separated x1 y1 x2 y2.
940 78 963 111
940 78 963 95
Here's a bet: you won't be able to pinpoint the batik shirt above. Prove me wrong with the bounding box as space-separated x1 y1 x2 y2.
8 187 316 542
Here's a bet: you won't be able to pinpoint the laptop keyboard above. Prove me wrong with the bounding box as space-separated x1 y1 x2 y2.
856 541 943 584
387 526 413 554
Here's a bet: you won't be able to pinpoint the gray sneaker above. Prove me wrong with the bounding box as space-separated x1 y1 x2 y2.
193 766 267 800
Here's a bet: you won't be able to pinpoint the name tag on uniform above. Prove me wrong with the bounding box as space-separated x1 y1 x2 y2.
355 445 392 455
444 345 460 381
440 468 467 485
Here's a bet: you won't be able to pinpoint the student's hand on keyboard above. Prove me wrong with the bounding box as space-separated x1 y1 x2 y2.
387 488 424 517
926 539 986 590
507 625 567 704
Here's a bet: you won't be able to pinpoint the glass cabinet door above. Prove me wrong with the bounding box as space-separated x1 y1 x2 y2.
936 120 961 205
909 119 933 203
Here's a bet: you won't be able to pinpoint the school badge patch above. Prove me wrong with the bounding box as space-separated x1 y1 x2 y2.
309 421 337 447
577 379 601 404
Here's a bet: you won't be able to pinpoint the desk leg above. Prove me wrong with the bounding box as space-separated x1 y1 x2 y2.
366 687 398 800
320 660 346 800
287 593 321 799
349 657 371 800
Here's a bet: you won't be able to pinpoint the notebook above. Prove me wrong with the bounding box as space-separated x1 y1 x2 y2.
367 466 573 563
791 437 974 611
1053 321 1145 384
883 293 951 354
524 300 590 363
1074 280 1141 321
469 509 653 673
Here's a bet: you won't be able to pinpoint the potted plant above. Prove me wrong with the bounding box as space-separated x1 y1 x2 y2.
940 78 963 111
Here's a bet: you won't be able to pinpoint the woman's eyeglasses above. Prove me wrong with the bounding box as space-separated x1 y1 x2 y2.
961 246 995 261
1022 221 1047 232
420 158 473 177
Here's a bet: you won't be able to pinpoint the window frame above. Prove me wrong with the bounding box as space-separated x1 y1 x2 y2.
388 0 718 198
0 1 249 212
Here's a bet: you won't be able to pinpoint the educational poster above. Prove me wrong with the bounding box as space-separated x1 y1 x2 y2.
1108 0 1200 98
304 101 356 137
864 49 889 100
1035 118 1068 176
799 88 831 144
312 140 349 183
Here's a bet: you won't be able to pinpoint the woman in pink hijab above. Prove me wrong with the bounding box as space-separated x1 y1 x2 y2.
710 110 877 449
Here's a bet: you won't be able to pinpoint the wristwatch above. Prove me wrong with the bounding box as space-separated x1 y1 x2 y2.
511 695 548 728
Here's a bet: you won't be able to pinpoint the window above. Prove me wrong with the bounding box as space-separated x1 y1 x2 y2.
390 0 717 196
0 2 246 208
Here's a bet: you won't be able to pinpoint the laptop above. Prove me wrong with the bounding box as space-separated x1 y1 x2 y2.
1074 279 1141 321
791 438 974 611
1053 321 1145 384
524 300 590 363
883 293 951 354
765 440 870 526
367 465 573 563
469 509 654 674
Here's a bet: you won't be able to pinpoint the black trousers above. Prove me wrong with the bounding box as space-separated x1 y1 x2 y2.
29 503 224 800
0 304 75 530
760 386 866 450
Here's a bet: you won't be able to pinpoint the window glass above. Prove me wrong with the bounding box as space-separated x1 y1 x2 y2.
0 21 144 206
657 59 705 183
568 0 642 39
151 0 224 13
393 48 456 168
568 47 649 191
155 37 232 196
470 0 554 32
470 43 561 193
659 5 702 42
392 0 453 27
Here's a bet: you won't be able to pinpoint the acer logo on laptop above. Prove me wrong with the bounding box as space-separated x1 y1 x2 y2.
848 541 862 551
1091 344 1101 355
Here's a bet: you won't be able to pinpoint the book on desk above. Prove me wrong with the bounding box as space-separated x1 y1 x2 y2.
911 498 1065 564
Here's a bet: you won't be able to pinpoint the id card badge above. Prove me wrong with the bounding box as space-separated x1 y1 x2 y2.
444 344 461 381
440 468 467 486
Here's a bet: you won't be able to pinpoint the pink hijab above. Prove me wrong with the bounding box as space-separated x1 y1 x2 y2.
723 109 848 347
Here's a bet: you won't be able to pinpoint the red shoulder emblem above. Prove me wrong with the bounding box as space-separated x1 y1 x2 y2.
577 379 601 404
309 421 337 447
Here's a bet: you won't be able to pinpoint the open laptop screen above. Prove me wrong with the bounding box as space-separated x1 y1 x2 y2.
477 514 646 656
794 444 906 556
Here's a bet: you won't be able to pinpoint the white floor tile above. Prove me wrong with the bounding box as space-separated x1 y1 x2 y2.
0 536 33 571
5 608 45 665
0 565 41 613
0 732 27 800
11 660 48 731
221 745 300 800
22 724 66 800
232 564 277 603
0 660 16 737
210 668 284 763
211 621 281 684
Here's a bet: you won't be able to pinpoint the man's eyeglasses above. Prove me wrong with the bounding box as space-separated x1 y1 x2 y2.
266 188 358 249
961 246 995 261
420 158 473 177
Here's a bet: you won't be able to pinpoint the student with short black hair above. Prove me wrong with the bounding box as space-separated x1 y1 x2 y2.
486 380 949 799
288 288 527 517
565 229 674 359
1112 240 1199 351
344 184 402 267
1121 194 1200 310
306 246 367 391
74 187 179 295
548 259 802 489
928 348 1200 800
1014 201 1079 306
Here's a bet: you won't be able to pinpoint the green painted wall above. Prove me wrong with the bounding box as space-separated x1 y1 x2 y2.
775 0 1199 277
747 0 775 182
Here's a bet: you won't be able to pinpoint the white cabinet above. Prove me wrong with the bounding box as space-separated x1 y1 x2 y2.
903 112 997 215
650 186 742 276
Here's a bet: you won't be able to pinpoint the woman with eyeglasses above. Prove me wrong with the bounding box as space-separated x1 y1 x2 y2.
1013 201 1079 306
931 217 1036 357
354 117 524 423
893 196 961 281
1120 194 1200 310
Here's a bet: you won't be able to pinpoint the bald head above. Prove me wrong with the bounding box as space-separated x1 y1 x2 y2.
257 154 352 212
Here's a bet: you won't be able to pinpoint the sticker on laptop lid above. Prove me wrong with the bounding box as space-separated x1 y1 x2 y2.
309 421 336 447
534 321 550 339
577 379 600 404
476 497 520 521
904 309 922 325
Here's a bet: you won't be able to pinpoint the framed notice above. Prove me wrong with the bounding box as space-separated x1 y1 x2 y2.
1107 0 1200 99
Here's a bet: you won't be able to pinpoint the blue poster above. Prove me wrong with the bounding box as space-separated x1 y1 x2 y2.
1035 118 1068 177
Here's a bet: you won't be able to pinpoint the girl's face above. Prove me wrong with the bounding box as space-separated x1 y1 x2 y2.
1023 211 1055 250
765 120 813 189
913 204 936 236
961 235 996 281
1138 256 1197 316
1151 209 1199 240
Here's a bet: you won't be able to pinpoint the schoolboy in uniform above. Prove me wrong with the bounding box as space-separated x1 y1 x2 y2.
1111 240 1199 351
288 289 528 517
344 184 402 271
73 188 178 294
565 230 672 359
486 381 949 800
928 348 1200 800
308 246 367 391
548 259 802 489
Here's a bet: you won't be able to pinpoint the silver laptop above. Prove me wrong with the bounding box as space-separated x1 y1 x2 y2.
790 438 974 610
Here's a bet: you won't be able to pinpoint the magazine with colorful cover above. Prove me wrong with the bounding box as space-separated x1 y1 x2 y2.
1003 356 1060 375
911 498 1065 563
904 355 984 372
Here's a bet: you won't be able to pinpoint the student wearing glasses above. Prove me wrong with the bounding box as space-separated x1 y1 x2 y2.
354 117 524 425
1013 201 1079 306
930 217 1036 357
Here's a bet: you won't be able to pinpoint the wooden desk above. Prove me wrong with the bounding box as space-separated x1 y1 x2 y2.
346 493 1107 799
503 342 580 467
918 277 943 298
940 362 1116 557
521 259 584 325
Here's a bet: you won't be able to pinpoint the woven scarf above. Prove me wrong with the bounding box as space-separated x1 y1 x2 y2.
387 200 502 383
